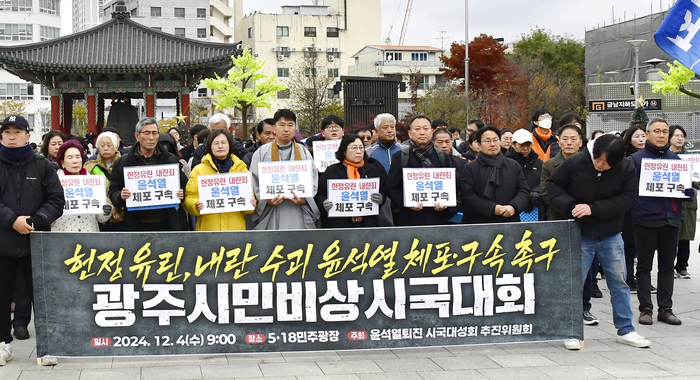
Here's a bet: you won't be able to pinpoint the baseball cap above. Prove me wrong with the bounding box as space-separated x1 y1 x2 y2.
1 115 30 132
512 129 533 144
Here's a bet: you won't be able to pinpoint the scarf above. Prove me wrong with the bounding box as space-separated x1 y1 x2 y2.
476 152 507 201
408 139 435 168
0 143 34 163
344 159 365 223
62 168 88 175
213 155 233 174
271 140 302 161
535 128 552 143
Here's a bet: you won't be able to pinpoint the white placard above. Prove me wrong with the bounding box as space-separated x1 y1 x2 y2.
124 164 181 210
327 178 380 217
197 172 254 215
60 175 107 215
638 158 691 198
313 139 341 172
257 160 314 200
678 154 700 182
402 168 457 207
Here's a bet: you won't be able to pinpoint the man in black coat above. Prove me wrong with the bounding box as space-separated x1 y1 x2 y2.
242 119 276 168
386 114 458 226
547 134 651 348
461 126 529 224
109 117 187 231
0 115 64 361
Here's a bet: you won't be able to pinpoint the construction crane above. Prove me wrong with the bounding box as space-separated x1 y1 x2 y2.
384 0 413 45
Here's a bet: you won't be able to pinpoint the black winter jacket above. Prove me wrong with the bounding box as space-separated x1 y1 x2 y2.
386 147 459 226
109 143 188 231
0 153 65 257
629 142 683 224
460 155 529 224
547 149 638 239
315 157 387 228
506 150 543 193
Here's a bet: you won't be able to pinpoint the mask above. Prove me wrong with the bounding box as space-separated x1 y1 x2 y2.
538 118 552 129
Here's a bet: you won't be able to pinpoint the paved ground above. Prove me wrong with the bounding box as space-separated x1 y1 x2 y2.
3 239 700 380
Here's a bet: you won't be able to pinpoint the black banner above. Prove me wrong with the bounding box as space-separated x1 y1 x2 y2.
589 98 662 112
31 221 583 357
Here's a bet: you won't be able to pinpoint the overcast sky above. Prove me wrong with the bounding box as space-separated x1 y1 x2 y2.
243 0 677 47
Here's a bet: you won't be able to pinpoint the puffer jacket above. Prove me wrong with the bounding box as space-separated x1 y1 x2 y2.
183 153 253 231
0 152 65 257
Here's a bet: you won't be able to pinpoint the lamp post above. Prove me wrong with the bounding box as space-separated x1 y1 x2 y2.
627 39 646 107
464 0 469 121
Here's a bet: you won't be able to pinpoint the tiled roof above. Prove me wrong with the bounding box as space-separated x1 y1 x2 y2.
0 16 239 73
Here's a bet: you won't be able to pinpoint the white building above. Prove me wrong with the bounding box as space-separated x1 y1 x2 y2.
73 0 104 33
0 0 62 143
234 0 381 121
348 45 445 118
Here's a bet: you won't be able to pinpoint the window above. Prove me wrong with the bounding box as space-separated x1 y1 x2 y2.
174 28 185 37
385 52 402 61
1 0 32 12
411 52 427 61
198 88 208 97
197 8 206 18
197 28 206 38
0 24 33 41
150 7 161 16
247 27 252 38
174 7 185 18
418 75 431 90
304 68 317 77
130 8 137 17
41 86 50 100
277 90 289 99
304 27 316 37
327 27 339 38
277 68 289 77
39 25 59 41
327 68 339 78
27 114 34 131
0 83 34 100
276 26 289 37
39 0 59 15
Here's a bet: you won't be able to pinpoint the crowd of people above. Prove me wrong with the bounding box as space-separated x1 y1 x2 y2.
0 107 697 364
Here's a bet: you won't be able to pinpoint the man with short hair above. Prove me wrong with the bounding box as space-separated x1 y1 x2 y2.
548 134 650 348
355 126 373 147
366 113 402 172
109 117 187 231
243 119 276 168
458 119 485 156
305 115 345 152
250 109 320 230
386 114 458 226
434 128 465 174
191 113 246 168
631 118 690 326
449 126 463 151
0 115 65 364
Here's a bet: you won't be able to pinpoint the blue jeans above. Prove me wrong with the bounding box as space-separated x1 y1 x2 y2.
581 234 635 336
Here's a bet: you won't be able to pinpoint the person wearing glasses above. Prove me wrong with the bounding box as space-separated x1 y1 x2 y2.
354 126 374 147
305 115 345 152
108 117 188 231
530 109 560 162
315 134 386 228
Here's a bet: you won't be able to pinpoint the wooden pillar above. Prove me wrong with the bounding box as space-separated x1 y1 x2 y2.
87 90 98 136
62 96 72 135
180 88 190 128
50 89 61 131
145 89 155 117
97 94 105 133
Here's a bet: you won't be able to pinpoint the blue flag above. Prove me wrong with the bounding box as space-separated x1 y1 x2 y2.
656 0 700 74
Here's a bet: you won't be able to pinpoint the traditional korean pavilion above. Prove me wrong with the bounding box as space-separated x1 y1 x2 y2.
0 0 239 140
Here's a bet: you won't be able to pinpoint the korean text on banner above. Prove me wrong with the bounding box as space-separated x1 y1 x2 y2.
257 160 314 200
678 154 700 181
61 175 107 215
403 168 457 207
327 178 380 217
313 140 341 172
198 172 254 215
124 164 181 210
639 158 691 198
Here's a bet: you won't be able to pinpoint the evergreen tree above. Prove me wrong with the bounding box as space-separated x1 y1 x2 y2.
630 106 649 127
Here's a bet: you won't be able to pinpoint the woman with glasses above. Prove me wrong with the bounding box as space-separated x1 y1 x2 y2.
315 134 387 228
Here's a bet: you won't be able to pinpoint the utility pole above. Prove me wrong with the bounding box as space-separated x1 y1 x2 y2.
436 30 448 50
464 0 469 121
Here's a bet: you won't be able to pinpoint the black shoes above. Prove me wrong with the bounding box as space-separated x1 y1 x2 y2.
591 283 603 298
13 326 29 340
